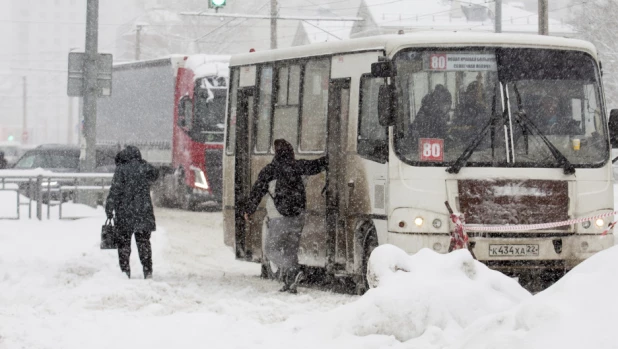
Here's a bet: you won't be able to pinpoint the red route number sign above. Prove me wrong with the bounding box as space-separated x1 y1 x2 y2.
419 138 444 162
428 54 447 70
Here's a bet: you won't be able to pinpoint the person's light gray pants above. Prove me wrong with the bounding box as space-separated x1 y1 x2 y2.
265 214 305 271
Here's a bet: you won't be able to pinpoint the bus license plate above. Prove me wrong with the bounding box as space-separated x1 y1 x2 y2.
489 244 539 257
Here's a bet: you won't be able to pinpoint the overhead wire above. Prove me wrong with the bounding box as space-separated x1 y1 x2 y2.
463 0 587 31
376 0 496 25
279 0 351 9
191 0 270 43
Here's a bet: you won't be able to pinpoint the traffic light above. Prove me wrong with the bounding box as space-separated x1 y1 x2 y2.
208 0 226 8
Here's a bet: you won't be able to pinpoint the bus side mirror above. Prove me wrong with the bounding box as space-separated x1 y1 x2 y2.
609 109 618 148
371 61 393 78
378 85 395 127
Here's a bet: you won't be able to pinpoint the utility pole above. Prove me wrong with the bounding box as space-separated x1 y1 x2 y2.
270 0 278 49
135 24 143 60
67 97 73 144
80 0 99 206
22 76 27 144
538 0 548 35
495 0 502 33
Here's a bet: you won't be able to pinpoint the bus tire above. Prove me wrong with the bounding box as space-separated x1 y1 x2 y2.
356 222 379 295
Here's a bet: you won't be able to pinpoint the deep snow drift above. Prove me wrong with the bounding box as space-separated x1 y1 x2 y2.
454 244 618 349
359 245 530 346
248 245 532 348
2 191 618 348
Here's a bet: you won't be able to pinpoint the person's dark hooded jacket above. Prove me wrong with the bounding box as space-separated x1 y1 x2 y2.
244 139 328 217
410 84 452 139
106 146 159 232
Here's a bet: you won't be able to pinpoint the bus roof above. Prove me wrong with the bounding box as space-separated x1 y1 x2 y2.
230 32 598 67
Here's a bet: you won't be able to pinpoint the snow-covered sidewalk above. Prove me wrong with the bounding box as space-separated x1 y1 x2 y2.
0 209 357 349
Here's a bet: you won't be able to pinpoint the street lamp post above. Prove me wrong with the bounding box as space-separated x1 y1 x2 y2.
68 47 80 145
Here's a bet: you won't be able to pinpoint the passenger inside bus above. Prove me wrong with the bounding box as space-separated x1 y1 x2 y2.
535 95 581 135
412 84 452 138
450 81 490 146
404 84 452 153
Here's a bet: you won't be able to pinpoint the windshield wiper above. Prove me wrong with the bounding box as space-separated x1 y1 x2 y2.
447 94 501 174
510 83 575 175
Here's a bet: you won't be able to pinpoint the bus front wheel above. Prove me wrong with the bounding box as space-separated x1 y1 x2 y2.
356 222 379 295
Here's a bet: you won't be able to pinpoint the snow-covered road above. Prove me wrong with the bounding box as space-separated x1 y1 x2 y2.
153 207 355 323
3 199 618 349
0 207 356 349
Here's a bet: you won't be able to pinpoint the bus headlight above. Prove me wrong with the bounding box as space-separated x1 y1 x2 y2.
595 219 604 228
582 221 591 229
414 217 424 227
190 166 209 190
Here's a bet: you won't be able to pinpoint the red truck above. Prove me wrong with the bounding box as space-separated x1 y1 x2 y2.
97 55 229 209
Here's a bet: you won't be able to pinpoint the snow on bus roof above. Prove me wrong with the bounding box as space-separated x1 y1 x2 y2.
230 32 597 67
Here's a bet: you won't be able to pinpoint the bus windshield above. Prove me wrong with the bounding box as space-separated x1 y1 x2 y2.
393 48 608 169
193 85 227 143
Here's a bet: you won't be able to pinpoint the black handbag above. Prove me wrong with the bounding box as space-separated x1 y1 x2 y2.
100 218 117 249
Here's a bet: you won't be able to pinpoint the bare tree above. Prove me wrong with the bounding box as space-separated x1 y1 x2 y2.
569 0 618 109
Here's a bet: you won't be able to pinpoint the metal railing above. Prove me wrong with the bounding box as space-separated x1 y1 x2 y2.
0 172 113 220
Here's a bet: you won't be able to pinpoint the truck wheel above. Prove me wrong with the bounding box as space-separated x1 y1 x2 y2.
175 169 195 210
179 188 195 211
356 222 379 295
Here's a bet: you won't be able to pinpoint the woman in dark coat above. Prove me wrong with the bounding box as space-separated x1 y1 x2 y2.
243 139 328 293
106 145 159 279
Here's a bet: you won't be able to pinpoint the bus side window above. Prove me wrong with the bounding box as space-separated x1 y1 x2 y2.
299 59 330 152
272 64 302 151
255 65 274 153
358 75 388 163
226 68 240 155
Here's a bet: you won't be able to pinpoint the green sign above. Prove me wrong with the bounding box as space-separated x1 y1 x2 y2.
209 0 226 8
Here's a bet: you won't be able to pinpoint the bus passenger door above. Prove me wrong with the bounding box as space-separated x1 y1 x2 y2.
234 88 254 260
325 78 351 270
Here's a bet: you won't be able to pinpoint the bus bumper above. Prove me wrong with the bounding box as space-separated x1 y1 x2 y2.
387 232 614 270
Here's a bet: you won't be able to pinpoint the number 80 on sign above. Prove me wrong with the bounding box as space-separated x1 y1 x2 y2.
429 54 447 70
419 138 444 161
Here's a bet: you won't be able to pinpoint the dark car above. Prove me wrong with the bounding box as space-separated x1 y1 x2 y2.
11 144 118 203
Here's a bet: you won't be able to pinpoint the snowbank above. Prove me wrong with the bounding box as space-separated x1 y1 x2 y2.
3 190 618 349
307 245 531 347
452 245 618 349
